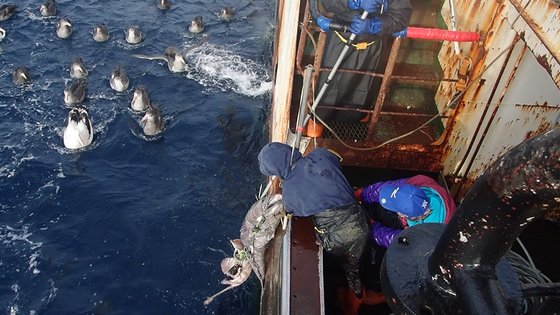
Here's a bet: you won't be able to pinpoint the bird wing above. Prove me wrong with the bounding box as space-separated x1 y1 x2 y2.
130 54 167 61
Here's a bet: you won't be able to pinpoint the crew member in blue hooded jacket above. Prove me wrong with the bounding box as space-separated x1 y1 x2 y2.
258 142 369 298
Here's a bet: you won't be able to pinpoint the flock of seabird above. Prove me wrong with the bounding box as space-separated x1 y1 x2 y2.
0 1 236 150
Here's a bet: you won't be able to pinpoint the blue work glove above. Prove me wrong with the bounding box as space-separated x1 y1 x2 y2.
316 15 332 33
349 16 382 35
348 0 387 13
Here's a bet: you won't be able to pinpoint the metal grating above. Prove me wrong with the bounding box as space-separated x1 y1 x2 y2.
321 121 369 141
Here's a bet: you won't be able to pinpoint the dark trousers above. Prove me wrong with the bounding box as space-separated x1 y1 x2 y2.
313 203 369 296
315 31 383 122
312 203 368 258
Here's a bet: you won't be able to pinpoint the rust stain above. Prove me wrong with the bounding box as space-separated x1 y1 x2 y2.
517 103 560 112
536 54 553 73
524 120 553 140
313 139 443 173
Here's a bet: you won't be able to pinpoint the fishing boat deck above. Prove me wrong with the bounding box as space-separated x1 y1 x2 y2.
291 0 448 149
264 0 560 313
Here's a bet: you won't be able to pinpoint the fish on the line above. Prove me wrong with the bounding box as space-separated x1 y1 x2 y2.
204 194 285 305
203 239 252 306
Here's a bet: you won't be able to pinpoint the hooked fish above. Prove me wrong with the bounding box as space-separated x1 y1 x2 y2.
203 239 252 305
204 193 285 305
240 193 284 285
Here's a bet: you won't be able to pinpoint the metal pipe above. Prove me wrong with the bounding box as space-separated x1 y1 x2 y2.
428 128 560 313
448 0 460 54
293 65 313 154
304 10 370 126
366 37 401 141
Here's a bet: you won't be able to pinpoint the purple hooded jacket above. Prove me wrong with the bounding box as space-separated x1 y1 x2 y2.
360 175 456 247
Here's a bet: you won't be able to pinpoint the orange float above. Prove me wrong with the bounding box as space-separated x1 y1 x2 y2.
305 119 324 138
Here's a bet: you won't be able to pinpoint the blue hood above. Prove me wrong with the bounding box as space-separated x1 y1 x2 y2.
258 142 302 179
258 143 355 216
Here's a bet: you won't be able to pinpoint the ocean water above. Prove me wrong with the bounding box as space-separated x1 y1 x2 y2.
0 1 274 314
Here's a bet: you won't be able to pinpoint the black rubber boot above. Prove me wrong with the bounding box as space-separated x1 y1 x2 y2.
344 254 363 298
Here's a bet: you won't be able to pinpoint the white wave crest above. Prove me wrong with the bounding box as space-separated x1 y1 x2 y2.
184 42 271 97
1 225 43 275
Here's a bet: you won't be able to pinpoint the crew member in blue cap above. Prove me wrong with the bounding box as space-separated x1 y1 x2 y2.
258 142 369 299
355 175 456 247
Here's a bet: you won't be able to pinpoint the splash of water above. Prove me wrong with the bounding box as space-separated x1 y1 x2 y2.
183 42 272 98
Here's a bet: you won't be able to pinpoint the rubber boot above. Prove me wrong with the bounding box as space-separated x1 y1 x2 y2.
344 254 363 298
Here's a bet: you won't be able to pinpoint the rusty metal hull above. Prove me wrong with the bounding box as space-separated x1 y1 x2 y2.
262 0 560 314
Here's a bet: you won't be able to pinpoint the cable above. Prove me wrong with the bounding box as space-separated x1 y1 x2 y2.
505 239 555 314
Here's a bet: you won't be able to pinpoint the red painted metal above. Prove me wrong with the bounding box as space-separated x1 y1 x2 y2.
404 26 481 42
290 217 322 314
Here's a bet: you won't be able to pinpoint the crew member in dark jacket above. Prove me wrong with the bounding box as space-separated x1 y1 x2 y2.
315 0 412 122
258 142 369 298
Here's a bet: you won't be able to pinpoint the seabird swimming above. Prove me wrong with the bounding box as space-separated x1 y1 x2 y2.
63 105 93 149
141 104 163 136
130 86 150 112
39 0 56 17
64 80 86 105
130 39 206 73
0 28 5 42
163 46 187 72
189 16 204 34
110 65 129 92
12 67 30 85
125 26 142 44
92 23 109 42
0 4 16 21
219 7 235 22
56 18 72 39
131 46 194 73
156 0 171 10
70 58 88 79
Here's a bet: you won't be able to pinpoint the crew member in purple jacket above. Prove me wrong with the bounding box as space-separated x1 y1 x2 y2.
355 175 456 247
258 142 369 298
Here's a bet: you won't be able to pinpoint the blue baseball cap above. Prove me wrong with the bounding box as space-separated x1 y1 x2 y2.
379 184 429 217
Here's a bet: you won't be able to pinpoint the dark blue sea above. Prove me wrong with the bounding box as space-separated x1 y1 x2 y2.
0 1 273 314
